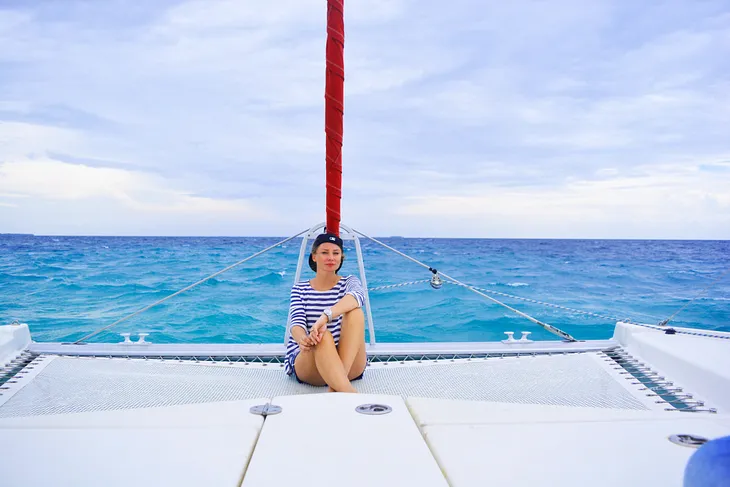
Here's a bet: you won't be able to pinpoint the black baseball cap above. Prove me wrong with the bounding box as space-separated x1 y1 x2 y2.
308 233 344 272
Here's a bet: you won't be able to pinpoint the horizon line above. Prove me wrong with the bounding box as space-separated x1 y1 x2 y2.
2 233 728 242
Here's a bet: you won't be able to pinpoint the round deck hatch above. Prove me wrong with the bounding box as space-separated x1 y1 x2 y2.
668 434 709 448
356 403 392 415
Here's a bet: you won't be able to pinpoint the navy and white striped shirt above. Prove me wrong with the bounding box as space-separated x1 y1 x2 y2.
285 275 365 375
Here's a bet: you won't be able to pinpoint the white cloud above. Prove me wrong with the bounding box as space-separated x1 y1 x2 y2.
0 157 258 214
395 159 730 238
0 0 729 237
0 121 81 158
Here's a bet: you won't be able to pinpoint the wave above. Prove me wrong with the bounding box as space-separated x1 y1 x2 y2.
46 280 166 296
0 272 49 282
57 281 83 291
5 238 729 342
485 282 530 288
250 272 286 285
667 269 713 280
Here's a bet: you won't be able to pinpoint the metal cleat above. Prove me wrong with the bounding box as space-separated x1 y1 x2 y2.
519 331 533 342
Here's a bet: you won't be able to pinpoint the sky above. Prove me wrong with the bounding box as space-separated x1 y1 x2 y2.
0 0 729 238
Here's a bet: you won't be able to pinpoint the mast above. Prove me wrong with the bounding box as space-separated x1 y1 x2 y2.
324 0 344 236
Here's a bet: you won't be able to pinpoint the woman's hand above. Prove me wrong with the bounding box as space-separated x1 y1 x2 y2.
297 334 316 352
310 314 329 343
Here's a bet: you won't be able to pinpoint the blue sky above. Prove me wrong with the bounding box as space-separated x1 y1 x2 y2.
0 0 728 238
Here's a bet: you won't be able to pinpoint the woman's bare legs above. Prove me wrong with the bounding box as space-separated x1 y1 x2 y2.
294 330 356 392
314 331 356 392
323 308 366 391
338 308 367 379
293 309 366 392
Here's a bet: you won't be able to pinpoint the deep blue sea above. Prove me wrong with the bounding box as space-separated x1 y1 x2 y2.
1 236 728 344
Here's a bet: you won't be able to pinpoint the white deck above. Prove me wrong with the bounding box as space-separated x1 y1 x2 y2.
0 323 30 365
408 397 730 487
2 322 730 486
1 392 728 487
243 394 448 486
0 399 265 487
614 322 730 410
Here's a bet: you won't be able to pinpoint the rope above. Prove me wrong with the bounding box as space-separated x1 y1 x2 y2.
73 229 310 344
368 280 430 292
464 285 632 323
352 229 578 342
364 268 728 334
367 279 640 323
351 230 438 274
368 279 635 323
445 280 578 341
658 267 730 326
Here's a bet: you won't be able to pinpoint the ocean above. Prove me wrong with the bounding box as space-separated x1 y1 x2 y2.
1 235 728 344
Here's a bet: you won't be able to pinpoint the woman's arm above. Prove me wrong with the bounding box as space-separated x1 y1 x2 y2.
310 276 365 342
289 286 314 350
331 275 365 317
330 293 360 320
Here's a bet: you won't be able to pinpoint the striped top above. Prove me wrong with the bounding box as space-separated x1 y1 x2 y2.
285 275 366 375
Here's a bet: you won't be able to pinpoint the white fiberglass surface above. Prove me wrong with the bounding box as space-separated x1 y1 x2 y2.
0 399 265 487
243 393 448 486
408 397 730 487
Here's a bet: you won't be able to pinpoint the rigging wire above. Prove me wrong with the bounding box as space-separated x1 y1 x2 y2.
658 267 730 327
368 279 645 324
352 228 578 342
72 227 727 346
73 229 310 344
362 243 728 331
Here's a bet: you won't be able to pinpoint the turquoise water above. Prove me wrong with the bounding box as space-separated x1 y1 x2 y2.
1 236 728 344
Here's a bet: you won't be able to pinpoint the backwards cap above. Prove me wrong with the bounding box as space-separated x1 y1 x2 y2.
308 233 344 272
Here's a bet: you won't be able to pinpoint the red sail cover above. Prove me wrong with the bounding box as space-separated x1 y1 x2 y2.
325 0 344 236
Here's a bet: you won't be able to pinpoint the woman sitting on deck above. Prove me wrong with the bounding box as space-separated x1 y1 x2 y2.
285 233 367 392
